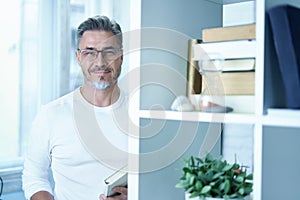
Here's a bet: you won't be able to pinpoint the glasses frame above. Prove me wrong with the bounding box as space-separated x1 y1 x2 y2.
77 48 122 62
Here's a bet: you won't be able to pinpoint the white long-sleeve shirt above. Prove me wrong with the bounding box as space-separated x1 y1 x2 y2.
22 88 128 200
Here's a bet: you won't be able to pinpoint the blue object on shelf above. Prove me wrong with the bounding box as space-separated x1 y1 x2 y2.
267 4 300 109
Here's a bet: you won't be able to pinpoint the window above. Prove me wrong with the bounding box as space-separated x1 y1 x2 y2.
0 0 90 195
69 0 86 91
0 0 22 161
0 0 89 164
0 0 133 195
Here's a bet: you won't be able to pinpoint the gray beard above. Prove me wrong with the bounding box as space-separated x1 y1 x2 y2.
87 79 117 91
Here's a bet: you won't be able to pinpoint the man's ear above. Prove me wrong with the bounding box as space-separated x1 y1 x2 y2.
75 50 81 64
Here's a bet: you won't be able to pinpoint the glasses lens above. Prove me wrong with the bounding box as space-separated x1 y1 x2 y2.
102 49 120 61
80 49 121 62
80 50 98 61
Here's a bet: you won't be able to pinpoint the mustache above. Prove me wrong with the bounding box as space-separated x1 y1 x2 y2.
89 66 112 73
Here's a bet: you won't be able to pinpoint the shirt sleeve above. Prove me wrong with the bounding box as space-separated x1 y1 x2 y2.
22 105 54 199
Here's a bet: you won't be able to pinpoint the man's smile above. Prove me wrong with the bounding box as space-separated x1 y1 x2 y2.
90 67 112 75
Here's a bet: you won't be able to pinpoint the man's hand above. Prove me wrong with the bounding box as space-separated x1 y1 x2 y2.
30 191 54 200
99 186 127 200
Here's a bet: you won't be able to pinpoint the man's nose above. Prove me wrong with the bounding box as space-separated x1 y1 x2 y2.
95 53 106 65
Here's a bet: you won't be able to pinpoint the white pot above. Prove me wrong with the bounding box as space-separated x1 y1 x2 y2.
185 193 250 200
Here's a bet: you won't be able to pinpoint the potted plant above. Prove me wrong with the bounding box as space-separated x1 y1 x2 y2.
175 154 253 200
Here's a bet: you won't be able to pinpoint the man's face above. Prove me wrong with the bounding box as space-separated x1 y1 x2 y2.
76 30 123 90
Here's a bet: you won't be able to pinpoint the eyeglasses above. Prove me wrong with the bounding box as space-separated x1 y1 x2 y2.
78 48 122 62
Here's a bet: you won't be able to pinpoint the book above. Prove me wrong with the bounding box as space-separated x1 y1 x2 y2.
202 24 256 42
222 58 255 72
186 39 202 97
202 71 255 95
103 166 128 197
193 39 256 60
267 4 300 109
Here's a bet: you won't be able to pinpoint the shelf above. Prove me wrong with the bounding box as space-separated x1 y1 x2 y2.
139 110 257 124
139 109 300 127
262 108 300 128
262 115 300 128
205 0 253 5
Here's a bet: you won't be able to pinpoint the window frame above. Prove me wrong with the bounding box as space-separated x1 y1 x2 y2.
0 0 71 195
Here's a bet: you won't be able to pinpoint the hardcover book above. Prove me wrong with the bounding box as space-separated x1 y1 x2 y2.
193 40 256 60
103 166 128 197
186 39 202 97
222 58 255 72
202 24 256 42
202 71 255 95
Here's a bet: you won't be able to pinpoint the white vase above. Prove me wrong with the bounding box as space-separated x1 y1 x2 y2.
185 193 250 200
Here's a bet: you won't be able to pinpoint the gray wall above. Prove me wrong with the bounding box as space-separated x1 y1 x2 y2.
140 0 222 110
139 120 221 200
139 0 222 199
262 126 300 200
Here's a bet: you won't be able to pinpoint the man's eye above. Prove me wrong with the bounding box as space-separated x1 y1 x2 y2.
104 50 115 55
83 51 96 56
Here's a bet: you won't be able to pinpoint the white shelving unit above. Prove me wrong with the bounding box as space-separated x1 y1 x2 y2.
139 110 258 124
128 0 300 200
262 112 300 128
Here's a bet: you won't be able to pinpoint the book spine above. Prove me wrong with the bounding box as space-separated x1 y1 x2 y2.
186 39 202 98
202 24 256 42
193 40 256 60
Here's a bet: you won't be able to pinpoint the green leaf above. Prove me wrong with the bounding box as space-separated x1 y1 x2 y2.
195 180 203 190
212 171 224 180
236 175 244 183
197 171 204 177
195 157 204 164
223 179 230 194
238 187 245 195
189 174 195 185
205 153 214 163
175 180 189 188
246 173 253 180
222 164 233 172
183 167 191 173
190 191 200 198
229 193 238 198
200 185 211 194
186 172 192 180
243 185 253 195
232 163 240 170
209 181 218 187
191 156 195 166
219 181 225 191
186 186 194 193
205 169 214 181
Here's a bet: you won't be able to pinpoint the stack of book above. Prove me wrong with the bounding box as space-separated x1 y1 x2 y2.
191 24 256 113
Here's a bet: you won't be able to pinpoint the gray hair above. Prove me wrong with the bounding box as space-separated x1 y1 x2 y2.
76 15 122 49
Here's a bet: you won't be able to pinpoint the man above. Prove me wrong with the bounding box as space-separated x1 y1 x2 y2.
22 15 128 200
